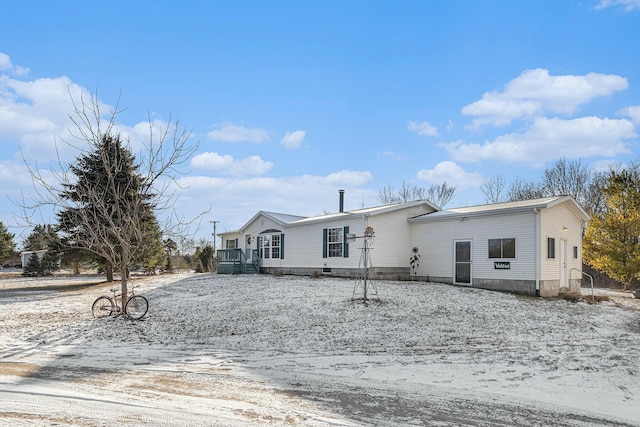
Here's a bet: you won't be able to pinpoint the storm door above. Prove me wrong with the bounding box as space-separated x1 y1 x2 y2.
560 238 568 290
454 240 472 285
245 234 252 261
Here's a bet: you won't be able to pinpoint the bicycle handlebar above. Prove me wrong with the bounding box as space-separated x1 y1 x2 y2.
109 285 139 294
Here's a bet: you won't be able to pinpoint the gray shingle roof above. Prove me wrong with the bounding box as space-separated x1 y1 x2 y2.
409 196 589 222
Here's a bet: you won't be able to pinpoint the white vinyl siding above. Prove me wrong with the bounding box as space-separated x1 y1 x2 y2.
539 203 584 282
220 203 435 272
283 218 364 269
411 211 537 281
367 205 433 267
227 215 286 268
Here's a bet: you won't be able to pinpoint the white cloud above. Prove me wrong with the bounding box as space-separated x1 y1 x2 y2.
0 73 98 162
443 116 635 167
591 158 622 172
619 105 640 125
281 130 306 148
233 155 274 176
379 150 407 161
207 123 270 143
191 152 234 170
325 169 373 186
191 152 273 177
173 171 378 231
0 52 29 76
0 160 38 194
416 161 483 190
114 119 173 154
407 120 439 137
462 69 628 127
595 0 640 11
446 120 455 132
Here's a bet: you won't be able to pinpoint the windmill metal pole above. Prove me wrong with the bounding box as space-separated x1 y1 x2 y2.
363 237 368 302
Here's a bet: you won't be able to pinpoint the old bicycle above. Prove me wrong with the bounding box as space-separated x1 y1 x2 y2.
91 285 148 320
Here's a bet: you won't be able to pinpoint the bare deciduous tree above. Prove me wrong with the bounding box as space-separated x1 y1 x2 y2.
542 157 590 199
425 182 456 208
507 157 607 216
480 174 506 204
22 93 199 308
507 176 545 201
378 180 456 208
377 184 398 205
583 169 608 216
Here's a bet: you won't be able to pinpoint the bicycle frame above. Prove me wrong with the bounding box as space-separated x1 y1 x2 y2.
92 284 148 320
110 286 138 308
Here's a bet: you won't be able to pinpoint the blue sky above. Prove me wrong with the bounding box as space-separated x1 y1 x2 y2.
0 0 639 246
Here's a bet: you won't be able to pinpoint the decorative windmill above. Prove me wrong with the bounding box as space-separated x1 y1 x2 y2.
351 226 379 303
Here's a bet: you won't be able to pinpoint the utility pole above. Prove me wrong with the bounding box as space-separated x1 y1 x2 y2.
209 220 219 272
209 220 219 252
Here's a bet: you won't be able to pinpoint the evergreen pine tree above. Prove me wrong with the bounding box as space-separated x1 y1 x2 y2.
57 133 164 294
0 222 16 266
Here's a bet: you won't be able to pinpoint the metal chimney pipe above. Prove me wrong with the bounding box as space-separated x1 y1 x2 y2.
339 189 345 213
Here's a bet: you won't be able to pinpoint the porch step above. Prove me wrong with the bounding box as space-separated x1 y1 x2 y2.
245 263 259 274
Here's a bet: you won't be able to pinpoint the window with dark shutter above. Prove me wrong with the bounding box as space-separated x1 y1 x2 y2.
280 234 284 259
343 226 349 258
322 229 328 258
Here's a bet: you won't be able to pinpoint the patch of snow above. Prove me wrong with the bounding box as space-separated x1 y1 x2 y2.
1 273 639 425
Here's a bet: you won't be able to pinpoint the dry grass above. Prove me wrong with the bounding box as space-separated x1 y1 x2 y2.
561 293 611 304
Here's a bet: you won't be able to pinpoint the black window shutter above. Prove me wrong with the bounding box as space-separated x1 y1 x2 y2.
280 234 285 259
343 226 349 258
322 228 328 258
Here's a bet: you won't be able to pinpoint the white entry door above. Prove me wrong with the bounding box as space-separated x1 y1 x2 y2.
454 240 472 285
560 238 568 289
245 234 252 261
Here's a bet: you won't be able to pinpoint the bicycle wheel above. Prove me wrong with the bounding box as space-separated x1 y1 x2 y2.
125 295 148 320
92 296 115 318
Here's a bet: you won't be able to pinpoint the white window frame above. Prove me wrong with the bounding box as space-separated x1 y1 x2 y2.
488 238 516 259
327 227 343 258
261 233 281 259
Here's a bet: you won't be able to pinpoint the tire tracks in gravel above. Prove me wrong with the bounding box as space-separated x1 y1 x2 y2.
0 388 226 426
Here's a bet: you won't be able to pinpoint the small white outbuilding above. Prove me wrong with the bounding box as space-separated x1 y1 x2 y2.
20 250 47 268
408 196 589 297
